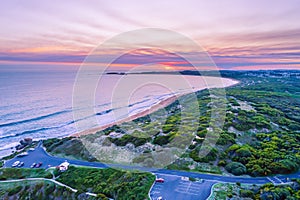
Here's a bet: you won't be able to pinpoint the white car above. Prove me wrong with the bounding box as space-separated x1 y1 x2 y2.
17 162 24 167
12 161 20 167
17 152 28 157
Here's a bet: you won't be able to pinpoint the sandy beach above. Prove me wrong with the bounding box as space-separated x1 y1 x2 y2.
73 77 239 137
73 95 179 136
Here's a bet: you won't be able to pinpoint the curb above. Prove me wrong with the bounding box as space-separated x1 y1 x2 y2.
148 173 157 200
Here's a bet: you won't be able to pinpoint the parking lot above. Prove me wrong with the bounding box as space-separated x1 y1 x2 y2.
150 174 215 200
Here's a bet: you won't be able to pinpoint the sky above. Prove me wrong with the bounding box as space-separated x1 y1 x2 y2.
1 0 300 71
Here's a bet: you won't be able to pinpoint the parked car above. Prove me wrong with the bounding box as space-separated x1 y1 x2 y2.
181 176 189 181
12 161 20 167
155 178 165 183
17 152 28 157
35 162 42 168
17 162 24 167
31 163 36 168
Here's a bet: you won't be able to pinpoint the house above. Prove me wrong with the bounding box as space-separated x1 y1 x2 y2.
58 161 70 172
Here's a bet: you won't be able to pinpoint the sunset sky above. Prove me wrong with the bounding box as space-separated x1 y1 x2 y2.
1 0 300 71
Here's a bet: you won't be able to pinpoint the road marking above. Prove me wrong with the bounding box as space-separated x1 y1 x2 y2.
174 189 200 196
173 181 203 196
267 177 276 184
187 186 201 192
185 181 192 192
274 176 283 183
151 191 161 194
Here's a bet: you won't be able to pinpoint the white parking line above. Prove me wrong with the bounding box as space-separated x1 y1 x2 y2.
186 181 192 192
274 176 283 183
174 189 200 196
173 181 203 196
187 187 201 193
151 191 161 194
267 177 279 185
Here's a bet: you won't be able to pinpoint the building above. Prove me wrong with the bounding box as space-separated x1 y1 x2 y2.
58 161 70 172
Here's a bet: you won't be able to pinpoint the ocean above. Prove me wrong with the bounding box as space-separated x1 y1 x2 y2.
0 69 237 157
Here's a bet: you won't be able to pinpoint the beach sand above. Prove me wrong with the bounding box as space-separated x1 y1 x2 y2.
73 95 179 136
73 77 239 137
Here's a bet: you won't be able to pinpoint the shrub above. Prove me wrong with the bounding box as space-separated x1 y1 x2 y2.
109 134 150 147
8 185 23 196
153 135 170 146
218 160 227 167
240 189 254 198
225 162 247 175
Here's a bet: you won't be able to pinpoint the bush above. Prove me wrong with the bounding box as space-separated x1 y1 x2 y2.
189 147 218 163
189 177 196 182
153 135 170 146
97 193 109 200
45 183 56 195
109 134 150 147
8 185 23 196
218 160 227 167
225 162 247 175
236 147 252 157
57 166 155 200
240 189 254 198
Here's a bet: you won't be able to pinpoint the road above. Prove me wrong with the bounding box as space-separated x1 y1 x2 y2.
3 142 300 200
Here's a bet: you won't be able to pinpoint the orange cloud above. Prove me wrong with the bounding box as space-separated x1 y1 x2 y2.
10 46 82 54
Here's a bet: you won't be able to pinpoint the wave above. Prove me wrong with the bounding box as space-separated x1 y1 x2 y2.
0 120 75 140
0 93 179 141
96 109 112 115
0 105 58 122
0 109 71 128
128 98 150 107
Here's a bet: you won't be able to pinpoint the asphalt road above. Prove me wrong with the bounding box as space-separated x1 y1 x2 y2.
3 143 300 200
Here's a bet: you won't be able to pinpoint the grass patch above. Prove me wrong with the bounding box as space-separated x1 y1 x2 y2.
57 166 155 200
0 168 52 180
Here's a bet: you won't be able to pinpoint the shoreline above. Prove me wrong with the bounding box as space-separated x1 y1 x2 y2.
73 77 240 137
73 95 180 136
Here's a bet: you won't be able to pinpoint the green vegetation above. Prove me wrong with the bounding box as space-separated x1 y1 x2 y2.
57 166 155 200
0 166 155 200
225 162 247 176
109 130 151 147
43 70 300 177
258 181 300 200
0 168 52 180
0 181 80 200
208 183 235 200
209 179 300 200
43 137 97 161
